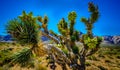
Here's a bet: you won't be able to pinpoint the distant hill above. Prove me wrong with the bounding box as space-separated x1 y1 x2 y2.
102 35 120 46
0 35 13 42
0 33 120 46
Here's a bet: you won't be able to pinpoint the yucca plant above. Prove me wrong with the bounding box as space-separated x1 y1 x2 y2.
6 11 41 67
6 11 58 69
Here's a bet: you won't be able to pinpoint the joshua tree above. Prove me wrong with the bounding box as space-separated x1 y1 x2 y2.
6 11 40 67
6 2 102 70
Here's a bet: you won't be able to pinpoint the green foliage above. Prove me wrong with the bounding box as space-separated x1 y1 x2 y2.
68 11 77 22
70 35 76 42
87 55 98 61
84 37 98 49
98 54 105 58
104 49 118 55
37 15 49 33
49 30 57 37
97 36 103 42
88 2 99 23
97 65 107 70
62 48 69 55
72 46 79 54
57 18 68 35
80 17 88 24
81 2 99 37
0 49 12 66
74 31 79 41
85 62 91 66
6 11 40 45
43 15 48 24
11 47 33 67
36 64 47 70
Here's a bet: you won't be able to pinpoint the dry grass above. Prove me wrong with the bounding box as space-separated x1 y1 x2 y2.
0 42 120 70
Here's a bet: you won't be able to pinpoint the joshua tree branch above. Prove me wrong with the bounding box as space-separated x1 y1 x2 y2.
41 32 60 44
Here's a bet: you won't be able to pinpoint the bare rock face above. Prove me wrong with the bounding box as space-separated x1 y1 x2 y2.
112 36 120 44
102 35 120 46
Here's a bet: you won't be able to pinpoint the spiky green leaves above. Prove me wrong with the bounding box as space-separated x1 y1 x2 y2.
88 2 99 23
81 2 99 24
70 35 76 42
37 15 48 28
68 11 77 22
81 17 88 24
6 11 40 45
68 11 77 36
84 37 98 49
10 48 33 67
49 30 58 37
58 12 77 36
72 45 79 54
62 48 69 55
97 36 103 42
43 15 48 24
0 48 13 65
74 31 79 41
88 2 98 13
70 31 79 42
81 2 99 37
19 11 35 23
58 18 68 35
38 15 48 33
6 19 21 38
37 16 42 23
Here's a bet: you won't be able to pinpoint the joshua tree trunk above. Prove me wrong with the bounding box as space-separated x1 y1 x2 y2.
79 54 85 70
87 29 93 38
78 46 86 70
48 54 56 70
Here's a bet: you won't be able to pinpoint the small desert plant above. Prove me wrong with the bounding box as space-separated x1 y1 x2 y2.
116 55 120 59
105 59 111 63
98 54 105 58
85 62 91 66
97 65 107 70
0 48 12 66
87 56 98 61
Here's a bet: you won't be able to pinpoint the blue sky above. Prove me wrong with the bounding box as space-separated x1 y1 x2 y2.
0 0 120 36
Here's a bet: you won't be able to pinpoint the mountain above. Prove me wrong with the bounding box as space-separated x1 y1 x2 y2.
0 33 120 45
103 35 120 45
0 35 13 42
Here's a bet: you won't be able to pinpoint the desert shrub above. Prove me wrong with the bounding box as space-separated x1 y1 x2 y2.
87 56 98 61
62 49 69 55
72 46 79 54
35 64 47 70
85 62 91 66
107 51 117 55
98 54 105 58
0 49 12 66
104 59 111 63
116 55 120 59
107 55 113 59
97 65 107 70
